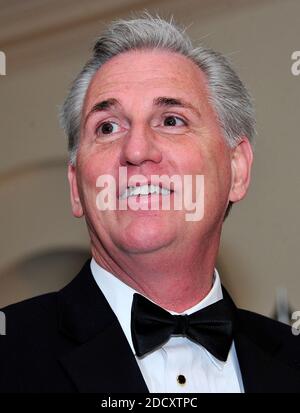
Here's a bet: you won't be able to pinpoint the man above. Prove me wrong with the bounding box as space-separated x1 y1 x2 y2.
0 15 299 393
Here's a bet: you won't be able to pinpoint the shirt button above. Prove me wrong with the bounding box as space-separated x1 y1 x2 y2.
177 374 187 386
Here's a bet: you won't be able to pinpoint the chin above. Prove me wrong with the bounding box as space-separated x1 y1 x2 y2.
116 219 176 254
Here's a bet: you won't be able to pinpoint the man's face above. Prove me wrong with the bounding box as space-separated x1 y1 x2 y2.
68 50 252 256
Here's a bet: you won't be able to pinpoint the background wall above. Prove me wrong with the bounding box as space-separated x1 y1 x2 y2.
0 0 299 317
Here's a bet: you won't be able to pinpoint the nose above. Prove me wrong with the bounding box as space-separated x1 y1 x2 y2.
119 122 162 166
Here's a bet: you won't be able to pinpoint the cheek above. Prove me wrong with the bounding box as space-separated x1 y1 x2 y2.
76 155 103 207
80 165 97 193
214 144 233 186
77 149 122 216
167 139 205 174
79 147 111 183
183 139 232 201
207 154 233 209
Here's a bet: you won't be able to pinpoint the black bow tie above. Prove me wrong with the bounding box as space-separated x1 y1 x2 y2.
131 293 234 361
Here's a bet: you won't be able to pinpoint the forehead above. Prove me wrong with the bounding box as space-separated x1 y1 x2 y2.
84 50 210 112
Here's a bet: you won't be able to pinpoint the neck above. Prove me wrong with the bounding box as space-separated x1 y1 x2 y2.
91 232 221 313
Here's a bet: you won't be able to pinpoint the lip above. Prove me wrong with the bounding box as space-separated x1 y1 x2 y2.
117 191 175 212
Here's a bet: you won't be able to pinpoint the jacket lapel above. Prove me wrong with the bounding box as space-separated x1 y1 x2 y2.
57 260 148 393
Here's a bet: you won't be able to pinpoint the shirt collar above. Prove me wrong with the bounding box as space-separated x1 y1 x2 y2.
90 257 224 368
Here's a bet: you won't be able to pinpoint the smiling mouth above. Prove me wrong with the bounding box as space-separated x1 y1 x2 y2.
119 184 174 200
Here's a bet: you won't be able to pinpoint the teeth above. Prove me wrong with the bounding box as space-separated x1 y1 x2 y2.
139 185 149 196
161 187 170 196
120 184 171 199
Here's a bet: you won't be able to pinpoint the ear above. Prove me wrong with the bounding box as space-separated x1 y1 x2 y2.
229 138 253 203
68 164 84 217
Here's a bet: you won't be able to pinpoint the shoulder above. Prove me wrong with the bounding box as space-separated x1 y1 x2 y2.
236 308 300 362
0 292 58 336
0 292 60 363
237 308 295 336
0 283 87 392
0 259 93 345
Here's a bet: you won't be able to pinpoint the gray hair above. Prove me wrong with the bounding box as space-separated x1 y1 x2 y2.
60 14 256 165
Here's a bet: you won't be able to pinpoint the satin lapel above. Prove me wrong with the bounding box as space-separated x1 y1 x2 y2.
57 260 149 393
59 321 149 393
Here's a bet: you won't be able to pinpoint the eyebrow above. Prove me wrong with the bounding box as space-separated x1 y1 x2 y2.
153 96 201 117
84 95 201 127
84 98 120 126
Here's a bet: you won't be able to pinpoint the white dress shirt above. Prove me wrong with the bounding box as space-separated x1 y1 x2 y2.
90 258 244 393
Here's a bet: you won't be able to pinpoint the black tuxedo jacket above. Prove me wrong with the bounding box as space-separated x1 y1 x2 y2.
0 260 300 393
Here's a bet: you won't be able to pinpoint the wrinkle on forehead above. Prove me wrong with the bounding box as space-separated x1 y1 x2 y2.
83 50 210 113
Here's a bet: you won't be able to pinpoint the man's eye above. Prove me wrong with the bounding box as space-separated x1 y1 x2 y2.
163 116 186 127
96 121 119 135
